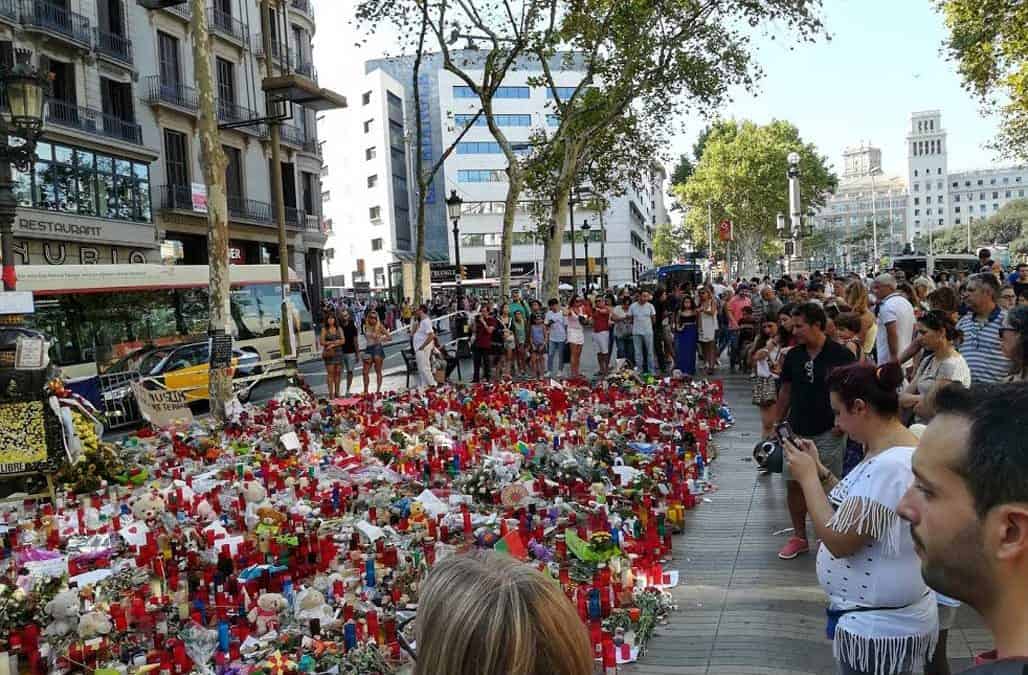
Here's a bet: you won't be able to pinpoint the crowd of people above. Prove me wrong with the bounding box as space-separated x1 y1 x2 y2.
324 253 1028 675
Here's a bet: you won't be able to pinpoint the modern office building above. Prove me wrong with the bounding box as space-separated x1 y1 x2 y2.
2 0 330 302
327 50 660 295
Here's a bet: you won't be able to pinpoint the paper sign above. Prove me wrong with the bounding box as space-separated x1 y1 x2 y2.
14 337 46 370
355 520 384 543
415 489 449 518
280 431 300 451
25 556 67 578
119 521 150 547
130 383 194 428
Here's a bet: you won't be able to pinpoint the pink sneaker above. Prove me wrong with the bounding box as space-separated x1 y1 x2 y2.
777 537 810 560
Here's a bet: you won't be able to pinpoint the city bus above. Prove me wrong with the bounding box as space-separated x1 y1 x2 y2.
890 254 980 280
17 264 316 380
638 262 705 291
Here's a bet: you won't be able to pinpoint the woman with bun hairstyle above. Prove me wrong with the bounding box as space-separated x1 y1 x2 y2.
783 361 938 675
413 551 593 675
900 310 970 423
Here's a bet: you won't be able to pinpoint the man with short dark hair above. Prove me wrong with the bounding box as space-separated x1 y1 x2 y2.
957 273 1011 384
899 384 1028 672
773 302 856 559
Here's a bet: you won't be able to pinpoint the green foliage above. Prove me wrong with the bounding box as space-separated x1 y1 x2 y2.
652 222 683 265
675 119 837 274
929 198 1028 255
671 154 695 186
938 0 1028 160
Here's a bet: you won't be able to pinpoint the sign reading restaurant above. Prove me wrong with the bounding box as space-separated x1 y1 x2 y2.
12 209 158 266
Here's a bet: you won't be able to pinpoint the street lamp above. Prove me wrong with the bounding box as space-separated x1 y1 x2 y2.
445 190 464 310
580 219 591 291
0 50 50 296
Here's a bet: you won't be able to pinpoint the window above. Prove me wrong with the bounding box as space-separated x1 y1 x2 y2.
914 209 920 216
454 113 531 127
546 87 577 100
373 267 385 287
25 141 151 222
1020 190 1025 197
980 204 987 213
955 206 961 213
993 191 999 199
321 190 330 202
224 145 243 198
215 57 235 115
955 218 961 224
371 238 383 251
980 192 986 200
367 174 378 188
100 77 134 127
926 208 932 215
157 31 181 85
1006 191 1011 198
547 114 560 127
453 85 529 99
1003 177 1009 183
913 183 919 192
163 129 189 187
366 146 376 160
925 196 931 204
991 178 997 185
362 91 372 105
363 119 373 133
457 169 508 182
954 195 960 202
302 171 317 214
994 203 999 211
952 182 958 188
978 179 983 185
914 169 918 177
456 141 531 155
937 180 943 189
369 206 381 220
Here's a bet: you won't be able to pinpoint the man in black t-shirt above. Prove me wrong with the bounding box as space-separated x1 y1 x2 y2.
773 302 856 560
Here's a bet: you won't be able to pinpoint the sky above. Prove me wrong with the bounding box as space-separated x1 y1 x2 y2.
313 0 1009 188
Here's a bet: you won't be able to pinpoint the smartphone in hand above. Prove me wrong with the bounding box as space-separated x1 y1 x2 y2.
775 421 796 445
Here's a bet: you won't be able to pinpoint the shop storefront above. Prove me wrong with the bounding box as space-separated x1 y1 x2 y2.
11 208 158 265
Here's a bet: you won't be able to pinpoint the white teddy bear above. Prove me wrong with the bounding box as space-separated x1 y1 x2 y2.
44 589 80 637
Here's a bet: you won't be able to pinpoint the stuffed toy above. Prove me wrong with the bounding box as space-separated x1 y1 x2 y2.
77 610 113 639
248 592 287 635
43 589 81 637
130 492 166 523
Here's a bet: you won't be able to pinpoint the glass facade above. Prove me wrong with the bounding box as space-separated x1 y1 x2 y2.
453 86 530 99
458 169 508 182
454 114 531 127
15 141 152 223
457 141 531 154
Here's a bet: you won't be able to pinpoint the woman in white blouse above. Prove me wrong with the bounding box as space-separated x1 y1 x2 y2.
784 361 937 675
900 310 971 422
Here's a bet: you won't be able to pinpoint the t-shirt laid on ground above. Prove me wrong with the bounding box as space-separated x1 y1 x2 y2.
875 293 915 366
781 339 857 437
957 307 1011 385
545 310 567 342
629 301 656 336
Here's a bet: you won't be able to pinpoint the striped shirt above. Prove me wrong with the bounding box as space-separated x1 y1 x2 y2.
956 307 1011 385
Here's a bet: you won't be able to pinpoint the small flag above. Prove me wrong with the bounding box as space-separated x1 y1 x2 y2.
494 530 528 561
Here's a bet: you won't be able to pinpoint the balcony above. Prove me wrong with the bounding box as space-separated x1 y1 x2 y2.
46 99 144 145
304 213 322 233
217 100 260 126
20 0 92 49
208 6 246 43
161 185 277 226
227 195 272 224
302 137 320 156
278 123 304 147
95 29 133 65
161 1 190 19
285 207 302 228
146 76 199 113
0 0 17 23
254 35 291 67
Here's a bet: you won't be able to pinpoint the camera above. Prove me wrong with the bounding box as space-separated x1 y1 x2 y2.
753 438 784 473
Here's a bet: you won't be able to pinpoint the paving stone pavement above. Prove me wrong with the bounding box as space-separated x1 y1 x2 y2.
626 371 987 675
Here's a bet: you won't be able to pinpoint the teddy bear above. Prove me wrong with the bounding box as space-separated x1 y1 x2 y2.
248 592 287 636
294 588 335 626
130 492 166 523
77 610 113 639
44 589 81 637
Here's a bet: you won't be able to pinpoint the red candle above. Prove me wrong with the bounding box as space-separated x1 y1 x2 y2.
366 610 380 644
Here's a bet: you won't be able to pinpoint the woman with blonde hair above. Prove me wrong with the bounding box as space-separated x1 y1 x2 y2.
413 551 593 675
844 280 877 361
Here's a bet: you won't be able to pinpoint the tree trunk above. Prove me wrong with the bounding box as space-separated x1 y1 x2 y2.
543 183 571 299
190 0 232 422
410 3 428 306
499 169 521 298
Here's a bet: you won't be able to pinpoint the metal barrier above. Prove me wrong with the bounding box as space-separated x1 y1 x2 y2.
97 370 142 429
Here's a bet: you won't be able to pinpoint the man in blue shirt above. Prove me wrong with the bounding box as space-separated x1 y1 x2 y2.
957 273 1011 385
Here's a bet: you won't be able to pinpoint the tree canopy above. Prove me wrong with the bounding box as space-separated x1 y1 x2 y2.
929 198 1028 256
675 119 837 276
938 0 1028 160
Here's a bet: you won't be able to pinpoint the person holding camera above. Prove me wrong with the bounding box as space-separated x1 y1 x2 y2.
774 303 856 560
783 361 936 675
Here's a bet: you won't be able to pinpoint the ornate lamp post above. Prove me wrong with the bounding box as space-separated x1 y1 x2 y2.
0 50 50 297
445 190 464 310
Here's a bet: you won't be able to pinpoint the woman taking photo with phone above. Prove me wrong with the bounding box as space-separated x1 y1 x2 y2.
783 361 937 675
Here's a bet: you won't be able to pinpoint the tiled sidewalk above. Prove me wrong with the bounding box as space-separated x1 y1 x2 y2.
627 372 988 675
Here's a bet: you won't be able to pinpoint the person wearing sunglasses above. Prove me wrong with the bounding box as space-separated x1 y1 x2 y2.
409 551 593 675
